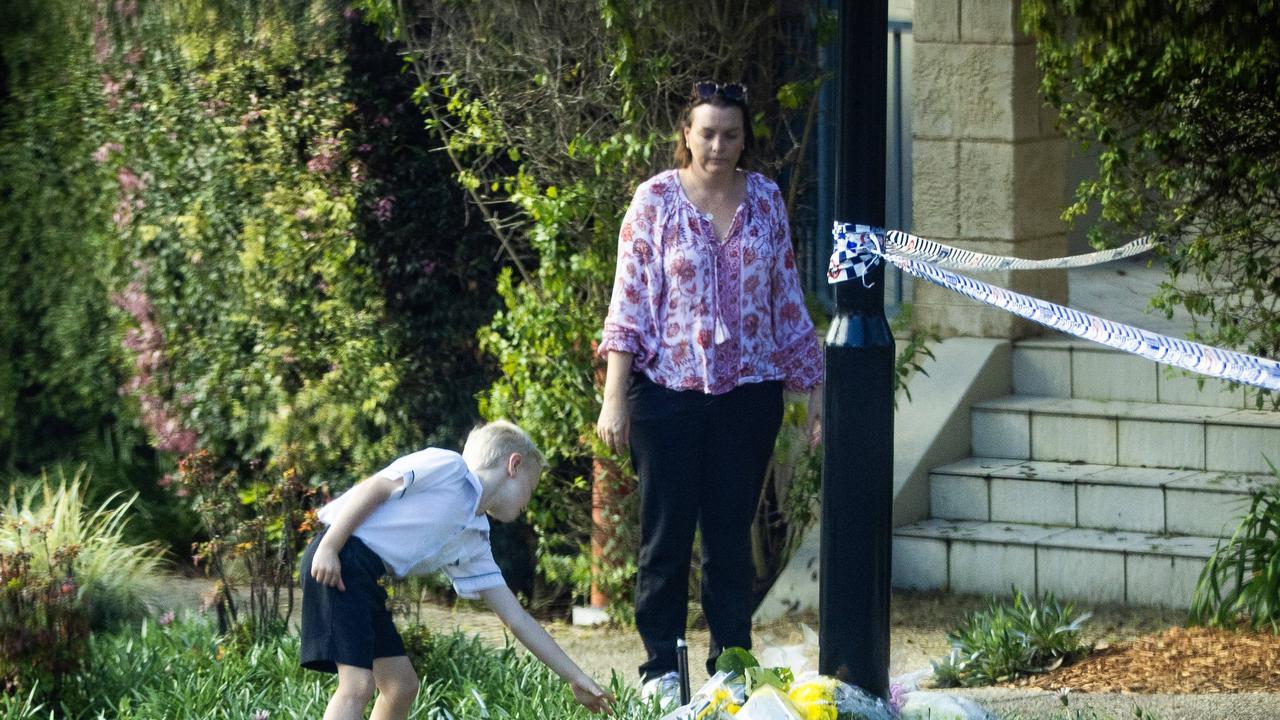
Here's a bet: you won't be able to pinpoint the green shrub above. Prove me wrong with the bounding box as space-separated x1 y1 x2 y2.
78 0 507 505
932 589 1091 687
0 0 124 472
94 0 414 488
1190 460 1280 632
0 0 177 552
176 449 318 641
0 469 165 706
3 0 497 557
1 469 165 632
1023 1 1280 409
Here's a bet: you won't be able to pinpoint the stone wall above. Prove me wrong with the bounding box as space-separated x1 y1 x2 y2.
911 0 1068 338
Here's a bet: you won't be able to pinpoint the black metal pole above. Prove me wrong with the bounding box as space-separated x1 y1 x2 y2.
819 0 892 701
676 638 690 704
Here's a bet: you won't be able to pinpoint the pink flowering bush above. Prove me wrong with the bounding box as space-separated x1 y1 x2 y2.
89 1 420 490
72 0 505 509
6 0 510 580
111 279 198 455
0 0 181 551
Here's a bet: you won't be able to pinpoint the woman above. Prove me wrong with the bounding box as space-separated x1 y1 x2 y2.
595 81 823 701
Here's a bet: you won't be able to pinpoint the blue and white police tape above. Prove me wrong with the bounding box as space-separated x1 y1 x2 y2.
829 224 1156 274
828 224 1280 392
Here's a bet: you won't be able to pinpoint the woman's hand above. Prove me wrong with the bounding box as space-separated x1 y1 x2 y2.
806 383 823 449
596 396 630 453
569 674 616 715
596 351 634 454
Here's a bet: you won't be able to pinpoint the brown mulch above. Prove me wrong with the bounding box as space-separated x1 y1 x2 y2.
1013 626 1280 694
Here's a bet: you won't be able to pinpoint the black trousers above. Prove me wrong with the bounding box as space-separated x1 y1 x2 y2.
628 373 784 681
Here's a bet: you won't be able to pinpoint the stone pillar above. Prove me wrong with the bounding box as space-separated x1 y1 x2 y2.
911 0 1068 338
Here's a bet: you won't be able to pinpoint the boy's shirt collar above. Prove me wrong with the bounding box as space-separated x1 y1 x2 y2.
463 467 485 520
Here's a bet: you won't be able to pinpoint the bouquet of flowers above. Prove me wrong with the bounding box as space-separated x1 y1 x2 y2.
658 648 896 720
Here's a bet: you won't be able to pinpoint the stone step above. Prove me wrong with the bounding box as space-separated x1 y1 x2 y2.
892 518 1221 607
970 395 1280 473
929 457 1275 536
1013 336 1248 408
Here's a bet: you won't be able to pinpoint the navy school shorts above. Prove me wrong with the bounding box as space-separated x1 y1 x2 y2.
299 530 406 673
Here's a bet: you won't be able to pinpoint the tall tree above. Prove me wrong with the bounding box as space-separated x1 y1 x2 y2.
358 0 830 610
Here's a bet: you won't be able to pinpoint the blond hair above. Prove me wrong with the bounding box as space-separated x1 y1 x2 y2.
462 420 545 471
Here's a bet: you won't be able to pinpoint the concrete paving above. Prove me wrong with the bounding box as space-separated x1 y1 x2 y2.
940 686 1280 719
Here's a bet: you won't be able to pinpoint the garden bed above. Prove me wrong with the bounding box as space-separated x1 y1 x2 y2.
1012 625 1280 694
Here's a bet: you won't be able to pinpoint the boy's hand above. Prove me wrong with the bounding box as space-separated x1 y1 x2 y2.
310 545 346 591
479 585 614 714
569 675 615 715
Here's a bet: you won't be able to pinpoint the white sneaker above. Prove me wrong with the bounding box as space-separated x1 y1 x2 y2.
640 670 682 709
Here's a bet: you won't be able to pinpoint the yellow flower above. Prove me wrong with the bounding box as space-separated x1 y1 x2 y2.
788 678 839 720
696 688 734 720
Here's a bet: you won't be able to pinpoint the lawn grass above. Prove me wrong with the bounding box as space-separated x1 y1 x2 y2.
1 612 658 719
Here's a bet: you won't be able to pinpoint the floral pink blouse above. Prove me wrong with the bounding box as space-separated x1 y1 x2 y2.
599 169 824 394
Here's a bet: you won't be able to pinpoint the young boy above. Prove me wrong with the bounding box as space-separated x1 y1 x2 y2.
300 420 614 719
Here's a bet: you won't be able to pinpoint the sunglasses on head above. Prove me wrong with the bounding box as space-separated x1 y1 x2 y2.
693 80 747 104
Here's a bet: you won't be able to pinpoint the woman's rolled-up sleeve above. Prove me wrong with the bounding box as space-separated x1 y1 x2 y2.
599 186 663 367
767 188 824 392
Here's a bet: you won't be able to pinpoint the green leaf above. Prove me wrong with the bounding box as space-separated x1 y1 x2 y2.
745 666 793 694
715 647 759 676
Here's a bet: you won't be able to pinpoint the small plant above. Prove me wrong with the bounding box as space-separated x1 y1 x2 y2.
891 304 937 408
1189 458 1280 632
399 624 435 668
0 519 89 704
749 398 822 607
384 573 456 626
0 469 164 631
932 588 1091 687
177 449 319 641
0 469 164 706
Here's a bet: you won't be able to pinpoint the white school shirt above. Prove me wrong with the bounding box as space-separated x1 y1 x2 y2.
316 447 506 599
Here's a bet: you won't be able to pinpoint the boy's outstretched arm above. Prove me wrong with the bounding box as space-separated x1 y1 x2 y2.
480 585 616 715
310 474 400 591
